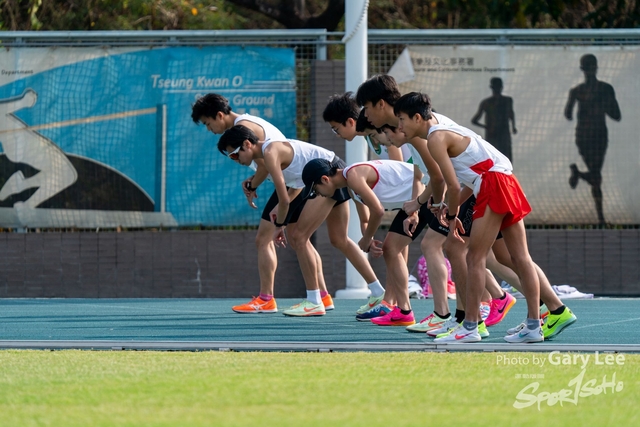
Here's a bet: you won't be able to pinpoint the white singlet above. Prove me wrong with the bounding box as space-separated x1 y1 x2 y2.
367 138 413 163
343 159 415 210
408 112 458 185
262 139 335 189
235 114 286 175
427 122 512 196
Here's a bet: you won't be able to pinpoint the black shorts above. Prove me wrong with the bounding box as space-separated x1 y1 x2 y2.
261 189 306 224
424 196 505 239
459 196 476 237
387 207 433 241
420 197 476 238
260 157 350 224
454 195 503 239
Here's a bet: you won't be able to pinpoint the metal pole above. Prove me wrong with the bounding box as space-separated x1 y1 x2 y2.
335 0 370 299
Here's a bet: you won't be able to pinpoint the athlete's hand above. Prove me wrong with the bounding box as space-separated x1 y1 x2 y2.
358 236 373 253
242 176 254 196
369 239 383 258
447 217 465 243
403 199 420 216
438 208 449 228
430 199 446 215
242 177 258 209
273 227 287 248
403 212 419 237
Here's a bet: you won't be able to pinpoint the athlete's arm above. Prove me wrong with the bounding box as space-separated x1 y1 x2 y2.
244 159 269 190
350 193 370 236
403 165 428 216
262 143 290 226
242 160 269 209
236 119 273 192
427 132 465 241
412 164 425 199
410 137 446 205
346 167 385 254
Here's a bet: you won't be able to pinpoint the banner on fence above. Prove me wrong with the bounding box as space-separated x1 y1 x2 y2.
389 45 640 224
0 46 296 228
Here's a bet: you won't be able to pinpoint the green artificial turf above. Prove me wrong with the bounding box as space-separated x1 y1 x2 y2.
0 350 637 427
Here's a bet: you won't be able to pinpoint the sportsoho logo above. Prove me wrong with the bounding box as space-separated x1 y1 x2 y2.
496 351 625 410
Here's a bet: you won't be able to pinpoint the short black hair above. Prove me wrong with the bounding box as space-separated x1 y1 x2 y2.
355 75 401 107
355 109 382 133
394 92 433 121
322 92 359 124
301 158 342 199
191 93 232 124
217 125 258 155
379 123 397 132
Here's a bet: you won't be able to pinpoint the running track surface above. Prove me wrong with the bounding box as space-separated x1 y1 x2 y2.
0 298 638 352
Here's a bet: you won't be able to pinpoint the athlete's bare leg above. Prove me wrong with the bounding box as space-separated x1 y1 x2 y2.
420 229 449 316
255 218 277 295
492 238 563 311
445 233 469 310
382 232 413 311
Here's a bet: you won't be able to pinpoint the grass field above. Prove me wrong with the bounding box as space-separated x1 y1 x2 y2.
0 350 638 427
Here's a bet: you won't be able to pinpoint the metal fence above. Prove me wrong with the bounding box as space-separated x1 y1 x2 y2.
1 29 640 229
6 28 638 144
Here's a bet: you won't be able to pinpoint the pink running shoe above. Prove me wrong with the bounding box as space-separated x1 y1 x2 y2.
447 280 457 300
485 292 516 327
371 306 416 326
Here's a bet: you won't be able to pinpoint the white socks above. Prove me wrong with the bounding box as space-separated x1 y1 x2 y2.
307 289 322 305
367 280 385 298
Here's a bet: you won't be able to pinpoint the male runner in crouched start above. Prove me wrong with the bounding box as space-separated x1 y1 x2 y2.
302 157 430 326
323 92 418 317
218 125 382 317
192 93 290 313
394 92 577 343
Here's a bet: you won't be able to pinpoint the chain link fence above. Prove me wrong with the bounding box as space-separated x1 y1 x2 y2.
1 29 639 230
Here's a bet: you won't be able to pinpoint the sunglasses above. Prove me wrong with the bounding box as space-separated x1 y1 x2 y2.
227 145 242 160
307 182 320 198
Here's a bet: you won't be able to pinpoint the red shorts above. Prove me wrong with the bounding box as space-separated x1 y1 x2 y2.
473 172 531 230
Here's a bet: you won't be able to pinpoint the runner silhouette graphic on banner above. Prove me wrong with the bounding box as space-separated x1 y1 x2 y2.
471 77 517 161
564 54 621 225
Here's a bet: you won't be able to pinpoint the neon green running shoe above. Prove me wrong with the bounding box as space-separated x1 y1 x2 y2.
356 293 385 314
478 321 490 338
433 323 481 343
428 317 460 337
283 299 326 317
542 307 577 339
406 312 448 333
437 322 489 339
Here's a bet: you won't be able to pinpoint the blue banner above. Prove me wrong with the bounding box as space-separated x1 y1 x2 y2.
0 46 296 227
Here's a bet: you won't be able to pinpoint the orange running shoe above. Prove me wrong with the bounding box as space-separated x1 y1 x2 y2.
232 296 277 314
322 293 335 310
